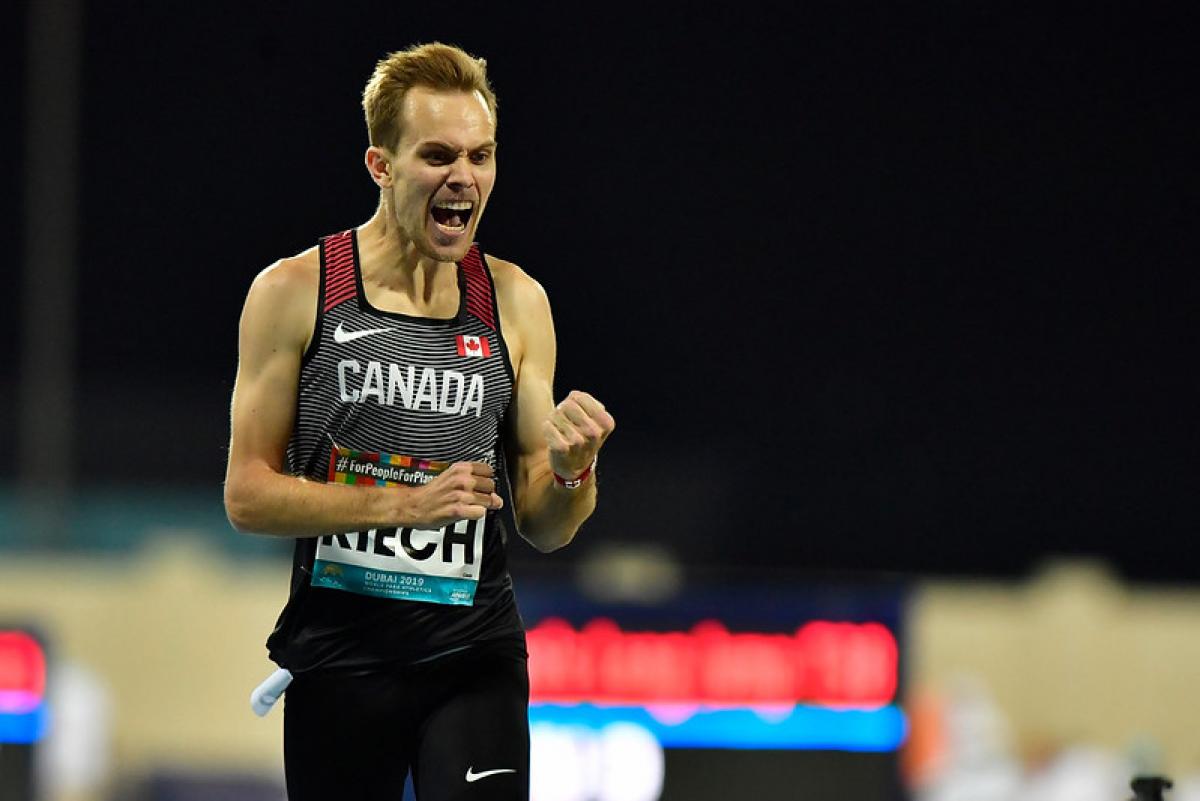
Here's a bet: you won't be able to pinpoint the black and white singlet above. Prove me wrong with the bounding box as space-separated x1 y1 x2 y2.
266 229 524 672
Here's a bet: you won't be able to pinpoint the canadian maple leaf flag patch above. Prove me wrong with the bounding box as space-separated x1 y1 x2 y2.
456 334 491 358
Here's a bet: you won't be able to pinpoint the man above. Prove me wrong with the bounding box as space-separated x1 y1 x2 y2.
223 42 614 801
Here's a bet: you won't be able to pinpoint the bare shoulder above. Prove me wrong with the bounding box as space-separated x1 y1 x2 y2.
240 245 320 351
486 254 550 316
486 253 555 372
249 245 320 301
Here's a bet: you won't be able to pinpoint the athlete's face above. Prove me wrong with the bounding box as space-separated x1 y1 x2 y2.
383 87 497 263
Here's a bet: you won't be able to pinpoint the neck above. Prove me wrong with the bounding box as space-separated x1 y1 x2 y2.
357 202 456 296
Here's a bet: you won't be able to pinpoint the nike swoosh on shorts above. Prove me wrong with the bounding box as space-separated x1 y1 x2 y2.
465 767 517 783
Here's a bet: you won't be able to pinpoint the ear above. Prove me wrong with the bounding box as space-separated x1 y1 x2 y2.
365 146 393 188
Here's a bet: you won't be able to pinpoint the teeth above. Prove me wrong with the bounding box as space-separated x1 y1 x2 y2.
435 201 473 210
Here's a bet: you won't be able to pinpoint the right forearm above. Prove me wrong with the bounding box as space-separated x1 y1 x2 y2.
224 465 409 537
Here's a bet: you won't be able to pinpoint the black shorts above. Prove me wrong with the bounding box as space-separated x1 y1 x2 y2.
283 638 529 801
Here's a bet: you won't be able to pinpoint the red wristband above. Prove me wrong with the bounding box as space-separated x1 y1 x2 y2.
553 457 596 489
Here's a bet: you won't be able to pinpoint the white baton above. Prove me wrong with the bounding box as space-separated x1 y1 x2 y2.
250 668 294 717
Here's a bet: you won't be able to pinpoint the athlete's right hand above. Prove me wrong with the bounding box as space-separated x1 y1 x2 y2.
403 462 503 529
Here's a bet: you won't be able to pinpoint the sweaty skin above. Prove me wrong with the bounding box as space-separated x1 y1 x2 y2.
224 88 614 552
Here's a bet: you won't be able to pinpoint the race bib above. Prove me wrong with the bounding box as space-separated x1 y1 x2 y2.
311 446 485 606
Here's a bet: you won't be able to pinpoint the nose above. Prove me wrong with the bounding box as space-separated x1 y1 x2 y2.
446 155 475 192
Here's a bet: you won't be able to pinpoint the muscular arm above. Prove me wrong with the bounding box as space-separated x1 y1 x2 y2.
498 263 615 552
223 257 501 537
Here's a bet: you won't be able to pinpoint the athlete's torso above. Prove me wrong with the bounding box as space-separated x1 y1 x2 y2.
267 229 524 672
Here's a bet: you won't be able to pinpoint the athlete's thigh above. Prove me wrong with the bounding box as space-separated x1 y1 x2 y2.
413 647 530 801
284 668 415 801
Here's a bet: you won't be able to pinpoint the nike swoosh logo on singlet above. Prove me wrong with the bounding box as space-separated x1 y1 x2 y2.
465 767 517 783
333 322 395 343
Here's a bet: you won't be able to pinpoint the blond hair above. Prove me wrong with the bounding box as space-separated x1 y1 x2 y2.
362 42 498 150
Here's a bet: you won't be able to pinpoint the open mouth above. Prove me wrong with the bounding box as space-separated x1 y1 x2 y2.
430 200 475 233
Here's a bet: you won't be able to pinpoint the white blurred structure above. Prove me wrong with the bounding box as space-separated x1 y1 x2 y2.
917 674 1023 801
530 721 665 801
1022 746 1130 801
36 662 114 801
1173 774 1200 801
915 673 1136 801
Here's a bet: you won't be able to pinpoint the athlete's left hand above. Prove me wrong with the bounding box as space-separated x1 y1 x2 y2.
543 390 615 479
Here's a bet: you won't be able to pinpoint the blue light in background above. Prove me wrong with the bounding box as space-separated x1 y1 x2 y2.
0 703 49 744
529 703 907 752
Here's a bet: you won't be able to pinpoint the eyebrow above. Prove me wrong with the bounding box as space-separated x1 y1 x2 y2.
419 140 497 152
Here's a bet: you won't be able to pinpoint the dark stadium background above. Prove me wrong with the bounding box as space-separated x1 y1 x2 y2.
1 3 1194 581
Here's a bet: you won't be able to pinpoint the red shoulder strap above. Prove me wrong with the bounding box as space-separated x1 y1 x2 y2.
459 244 496 331
322 230 356 312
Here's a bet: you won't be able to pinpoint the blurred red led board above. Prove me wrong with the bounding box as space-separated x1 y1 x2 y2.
0 631 46 709
0 630 48 744
528 618 897 707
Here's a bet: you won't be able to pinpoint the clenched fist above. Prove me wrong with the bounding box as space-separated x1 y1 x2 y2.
404 462 503 529
542 390 616 481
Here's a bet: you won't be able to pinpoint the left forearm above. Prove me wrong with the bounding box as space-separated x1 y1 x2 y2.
516 457 598 552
